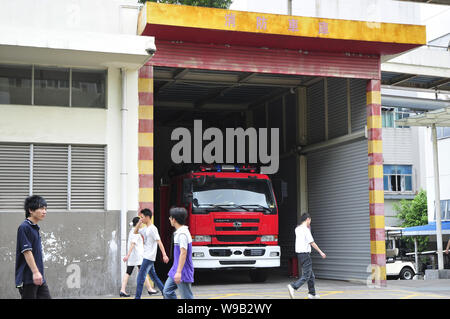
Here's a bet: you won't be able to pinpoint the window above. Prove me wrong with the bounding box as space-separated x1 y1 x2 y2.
0 64 106 108
437 127 450 139
382 107 421 128
0 64 32 105
383 165 413 192
72 69 106 108
192 178 276 214
0 143 106 211
434 200 450 221
34 67 70 106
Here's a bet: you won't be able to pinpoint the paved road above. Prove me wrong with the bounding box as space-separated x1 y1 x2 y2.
102 270 450 300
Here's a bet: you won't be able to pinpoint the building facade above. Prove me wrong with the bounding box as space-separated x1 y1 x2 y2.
0 0 154 298
0 0 427 297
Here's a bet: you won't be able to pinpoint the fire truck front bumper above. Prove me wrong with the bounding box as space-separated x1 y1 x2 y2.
192 246 281 269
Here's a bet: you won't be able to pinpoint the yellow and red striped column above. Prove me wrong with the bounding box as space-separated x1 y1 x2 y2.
138 64 154 213
367 79 386 286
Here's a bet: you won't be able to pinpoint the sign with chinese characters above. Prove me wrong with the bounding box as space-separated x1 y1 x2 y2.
223 12 329 37
142 2 426 46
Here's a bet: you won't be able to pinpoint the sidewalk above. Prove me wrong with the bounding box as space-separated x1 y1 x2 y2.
78 271 450 299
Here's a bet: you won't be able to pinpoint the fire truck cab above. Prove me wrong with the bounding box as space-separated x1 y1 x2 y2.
159 164 281 282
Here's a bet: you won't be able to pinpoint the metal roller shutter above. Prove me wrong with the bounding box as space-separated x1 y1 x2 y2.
151 41 380 79
350 79 367 132
307 139 370 281
0 144 30 210
307 80 325 145
32 145 68 210
327 77 348 139
70 146 105 210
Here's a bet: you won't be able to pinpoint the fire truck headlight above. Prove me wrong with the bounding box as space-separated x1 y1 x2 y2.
192 252 205 258
193 235 212 243
270 251 280 257
261 235 277 242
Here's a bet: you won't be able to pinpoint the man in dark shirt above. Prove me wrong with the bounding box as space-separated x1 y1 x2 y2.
15 195 51 299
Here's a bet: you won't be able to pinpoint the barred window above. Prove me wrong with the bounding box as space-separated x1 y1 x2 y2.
0 143 106 211
383 165 413 193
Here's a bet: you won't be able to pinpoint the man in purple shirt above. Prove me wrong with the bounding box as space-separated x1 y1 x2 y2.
163 207 194 299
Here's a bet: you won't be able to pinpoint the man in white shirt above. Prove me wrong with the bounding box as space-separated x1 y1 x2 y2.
287 213 326 299
134 208 169 299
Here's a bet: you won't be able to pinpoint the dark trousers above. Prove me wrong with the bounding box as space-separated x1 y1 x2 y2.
19 283 51 299
291 253 316 295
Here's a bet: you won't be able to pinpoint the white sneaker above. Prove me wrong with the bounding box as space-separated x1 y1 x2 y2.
308 294 320 299
287 284 295 299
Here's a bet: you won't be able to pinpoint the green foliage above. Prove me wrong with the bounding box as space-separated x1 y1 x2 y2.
394 190 429 252
139 0 233 9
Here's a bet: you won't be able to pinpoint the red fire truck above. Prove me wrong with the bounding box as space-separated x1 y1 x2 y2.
159 164 280 282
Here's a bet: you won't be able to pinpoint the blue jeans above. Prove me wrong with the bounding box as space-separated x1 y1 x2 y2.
135 259 165 299
163 276 194 299
291 253 316 295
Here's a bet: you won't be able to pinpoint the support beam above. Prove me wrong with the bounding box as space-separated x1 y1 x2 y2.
431 123 444 270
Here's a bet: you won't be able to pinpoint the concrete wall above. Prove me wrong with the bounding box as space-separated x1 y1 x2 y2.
0 0 149 298
0 68 140 212
0 211 126 299
230 0 421 25
0 0 141 35
425 133 450 222
382 126 426 193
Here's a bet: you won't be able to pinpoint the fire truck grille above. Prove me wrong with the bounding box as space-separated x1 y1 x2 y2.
216 235 257 242
219 260 256 265
209 249 232 257
214 219 260 223
216 227 258 231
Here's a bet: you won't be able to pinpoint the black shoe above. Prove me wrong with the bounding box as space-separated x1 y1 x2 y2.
120 291 130 297
148 290 159 295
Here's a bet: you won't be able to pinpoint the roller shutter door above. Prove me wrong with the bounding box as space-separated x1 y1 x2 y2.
307 80 325 144
0 144 30 210
70 146 106 210
0 143 105 211
151 41 380 79
33 145 68 210
307 139 370 281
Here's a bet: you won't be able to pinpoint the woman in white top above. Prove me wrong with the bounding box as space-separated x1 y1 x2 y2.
119 217 157 297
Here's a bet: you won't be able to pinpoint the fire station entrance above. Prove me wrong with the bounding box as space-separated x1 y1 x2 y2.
137 2 425 282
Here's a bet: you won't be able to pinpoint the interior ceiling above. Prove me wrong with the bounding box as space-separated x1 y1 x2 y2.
153 66 316 127
154 66 450 126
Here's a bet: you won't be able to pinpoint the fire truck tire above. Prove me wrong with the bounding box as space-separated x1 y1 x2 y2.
249 269 268 283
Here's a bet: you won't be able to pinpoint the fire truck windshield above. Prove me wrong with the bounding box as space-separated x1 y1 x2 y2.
192 178 276 213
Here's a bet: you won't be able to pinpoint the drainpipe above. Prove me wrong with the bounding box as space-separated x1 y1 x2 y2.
120 68 128 279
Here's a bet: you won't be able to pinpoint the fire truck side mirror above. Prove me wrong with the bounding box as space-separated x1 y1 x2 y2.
183 178 193 204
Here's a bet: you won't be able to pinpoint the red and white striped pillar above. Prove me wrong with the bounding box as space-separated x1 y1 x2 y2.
138 63 154 214
367 79 386 287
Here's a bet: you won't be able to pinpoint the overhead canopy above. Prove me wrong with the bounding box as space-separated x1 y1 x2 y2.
138 2 426 55
402 221 450 236
382 95 450 111
396 106 450 127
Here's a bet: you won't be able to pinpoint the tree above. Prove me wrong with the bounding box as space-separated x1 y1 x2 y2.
394 190 429 252
139 0 233 9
